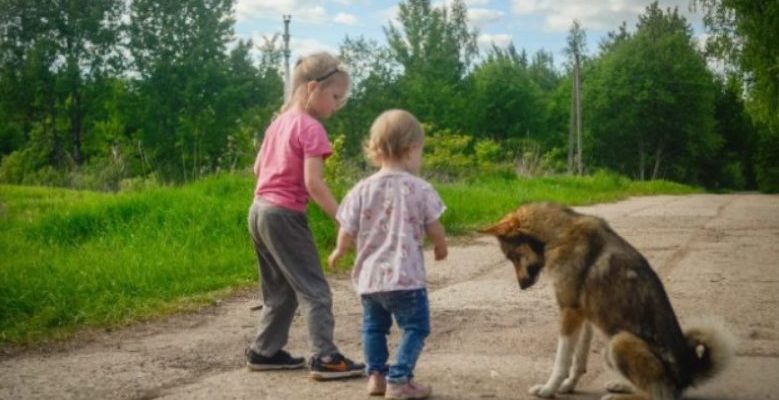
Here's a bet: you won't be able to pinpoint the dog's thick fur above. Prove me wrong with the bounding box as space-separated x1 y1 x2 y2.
481 202 735 400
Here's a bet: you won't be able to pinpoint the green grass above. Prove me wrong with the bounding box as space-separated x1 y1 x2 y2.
437 171 698 234
0 171 699 345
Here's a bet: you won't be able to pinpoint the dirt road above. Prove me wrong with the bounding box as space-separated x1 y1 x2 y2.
1 194 778 400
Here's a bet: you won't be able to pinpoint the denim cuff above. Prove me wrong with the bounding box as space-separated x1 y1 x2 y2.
367 365 389 375
386 376 409 385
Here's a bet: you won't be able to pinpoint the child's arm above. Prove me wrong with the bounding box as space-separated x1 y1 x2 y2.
425 220 448 260
253 149 262 177
328 227 354 270
304 156 338 219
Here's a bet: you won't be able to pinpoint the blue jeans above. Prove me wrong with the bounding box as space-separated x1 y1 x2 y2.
361 288 430 384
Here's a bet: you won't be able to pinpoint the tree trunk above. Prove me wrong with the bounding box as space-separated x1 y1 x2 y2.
652 143 664 180
50 96 64 167
639 137 645 181
71 89 83 165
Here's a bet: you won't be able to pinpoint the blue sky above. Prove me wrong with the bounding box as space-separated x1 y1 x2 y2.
233 0 707 69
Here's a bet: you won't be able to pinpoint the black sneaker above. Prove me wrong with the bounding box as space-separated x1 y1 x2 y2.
245 348 305 371
309 353 366 380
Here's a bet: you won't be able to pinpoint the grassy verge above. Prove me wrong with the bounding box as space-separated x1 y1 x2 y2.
0 171 698 345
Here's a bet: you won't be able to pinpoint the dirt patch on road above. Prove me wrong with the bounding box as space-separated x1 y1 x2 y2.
2 194 778 400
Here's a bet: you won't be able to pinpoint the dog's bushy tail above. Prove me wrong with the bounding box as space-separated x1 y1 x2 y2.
684 316 736 386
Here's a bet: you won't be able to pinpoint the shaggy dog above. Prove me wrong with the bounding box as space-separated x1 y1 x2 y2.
481 202 735 400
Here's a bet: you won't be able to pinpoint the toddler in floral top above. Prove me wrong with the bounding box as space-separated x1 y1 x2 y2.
329 109 447 399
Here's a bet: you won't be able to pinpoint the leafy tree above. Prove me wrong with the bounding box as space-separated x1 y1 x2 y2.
329 36 400 158
0 0 125 169
586 2 719 182
528 49 559 94
694 0 779 192
698 76 756 189
469 47 545 143
384 0 477 129
128 0 236 181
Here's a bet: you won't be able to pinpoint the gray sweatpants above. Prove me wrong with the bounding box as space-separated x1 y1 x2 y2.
247 199 340 358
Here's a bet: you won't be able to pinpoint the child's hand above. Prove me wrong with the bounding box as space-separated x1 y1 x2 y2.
434 244 448 261
328 249 344 270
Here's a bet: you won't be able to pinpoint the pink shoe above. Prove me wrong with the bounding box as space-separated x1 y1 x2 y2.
385 380 432 399
368 372 387 396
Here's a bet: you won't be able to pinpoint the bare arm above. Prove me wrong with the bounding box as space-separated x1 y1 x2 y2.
252 150 262 176
426 219 448 260
328 227 354 270
304 156 338 219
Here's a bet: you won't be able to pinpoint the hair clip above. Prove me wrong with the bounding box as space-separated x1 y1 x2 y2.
315 68 339 82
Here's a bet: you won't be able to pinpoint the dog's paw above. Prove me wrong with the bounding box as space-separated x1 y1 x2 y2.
529 384 557 398
558 377 578 393
604 381 633 393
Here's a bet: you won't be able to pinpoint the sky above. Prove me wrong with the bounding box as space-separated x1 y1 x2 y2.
233 0 707 69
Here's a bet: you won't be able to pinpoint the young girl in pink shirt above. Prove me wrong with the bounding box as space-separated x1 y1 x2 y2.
329 109 448 399
245 51 364 380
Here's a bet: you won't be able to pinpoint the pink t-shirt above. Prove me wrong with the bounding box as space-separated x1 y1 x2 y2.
254 110 332 212
336 170 446 294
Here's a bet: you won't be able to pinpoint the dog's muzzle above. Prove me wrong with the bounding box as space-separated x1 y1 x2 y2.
518 263 542 290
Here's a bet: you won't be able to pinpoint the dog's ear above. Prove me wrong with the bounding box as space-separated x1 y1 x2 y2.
479 214 529 238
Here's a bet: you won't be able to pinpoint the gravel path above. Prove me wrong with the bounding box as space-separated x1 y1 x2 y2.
2 194 778 400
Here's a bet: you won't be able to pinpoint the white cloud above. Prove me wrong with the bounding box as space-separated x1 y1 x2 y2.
237 31 334 69
510 0 700 32
478 33 514 49
437 0 492 7
291 37 338 59
235 0 328 23
333 12 359 26
469 8 505 27
385 3 503 29
380 5 400 26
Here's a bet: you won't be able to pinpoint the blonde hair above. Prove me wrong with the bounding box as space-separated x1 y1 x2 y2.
364 109 424 166
281 52 351 113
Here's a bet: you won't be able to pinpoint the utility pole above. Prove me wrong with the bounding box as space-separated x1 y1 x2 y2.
575 58 582 175
282 15 292 102
568 74 575 174
565 20 585 175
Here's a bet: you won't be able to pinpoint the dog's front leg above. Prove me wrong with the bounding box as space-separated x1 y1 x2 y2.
559 322 593 393
530 308 583 398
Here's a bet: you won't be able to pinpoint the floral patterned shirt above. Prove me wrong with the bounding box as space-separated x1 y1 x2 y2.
336 170 446 294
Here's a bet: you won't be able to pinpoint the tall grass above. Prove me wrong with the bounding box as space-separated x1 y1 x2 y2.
438 171 697 234
0 175 259 344
0 171 698 344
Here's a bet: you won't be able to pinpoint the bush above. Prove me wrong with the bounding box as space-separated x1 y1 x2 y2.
422 130 476 180
325 134 362 186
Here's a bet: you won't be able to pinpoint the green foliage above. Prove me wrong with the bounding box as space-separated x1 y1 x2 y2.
0 172 698 344
696 0 779 122
698 77 757 190
754 127 779 193
423 132 475 178
384 0 477 129
330 36 400 158
324 134 362 186
0 0 770 194
435 171 696 235
469 52 546 141
695 0 778 192
0 175 259 343
585 2 719 183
